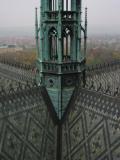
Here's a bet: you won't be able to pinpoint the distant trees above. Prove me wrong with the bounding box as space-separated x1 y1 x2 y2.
0 48 37 65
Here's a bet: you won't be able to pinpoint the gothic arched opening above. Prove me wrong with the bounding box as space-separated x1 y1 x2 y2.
49 27 58 60
49 0 58 11
62 27 72 60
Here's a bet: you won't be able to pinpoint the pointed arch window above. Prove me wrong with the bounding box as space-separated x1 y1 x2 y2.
49 28 58 60
49 0 58 11
62 27 72 60
63 0 71 11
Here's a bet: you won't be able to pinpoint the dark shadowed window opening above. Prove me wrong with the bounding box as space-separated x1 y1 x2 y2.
49 0 58 11
49 28 58 60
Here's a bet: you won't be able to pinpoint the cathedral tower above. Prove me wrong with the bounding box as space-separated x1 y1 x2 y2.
35 0 87 119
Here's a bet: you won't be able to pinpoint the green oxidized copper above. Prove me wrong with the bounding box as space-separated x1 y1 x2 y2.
35 0 87 119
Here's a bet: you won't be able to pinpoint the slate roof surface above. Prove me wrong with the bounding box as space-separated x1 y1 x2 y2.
0 60 120 160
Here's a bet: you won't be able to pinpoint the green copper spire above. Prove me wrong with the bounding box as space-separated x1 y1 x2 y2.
35 0 87 119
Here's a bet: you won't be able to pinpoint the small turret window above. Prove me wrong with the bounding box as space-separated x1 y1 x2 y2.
62 27 72 60
49 28 58 60
63 0 71 11
49 0 58 11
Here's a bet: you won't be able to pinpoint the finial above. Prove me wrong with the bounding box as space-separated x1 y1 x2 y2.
85 7 88 28
35 7 39 41
35 7 38 26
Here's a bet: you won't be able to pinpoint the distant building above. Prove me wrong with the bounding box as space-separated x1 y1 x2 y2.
0 44 23 54
0 44 8 49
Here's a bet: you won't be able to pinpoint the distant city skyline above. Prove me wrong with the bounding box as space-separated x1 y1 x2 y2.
0 0 120 36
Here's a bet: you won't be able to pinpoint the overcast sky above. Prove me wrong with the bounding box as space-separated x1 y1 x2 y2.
0 0 120 35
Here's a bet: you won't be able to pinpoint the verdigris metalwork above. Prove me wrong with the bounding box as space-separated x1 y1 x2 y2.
35 0 87 119
0 0 119 159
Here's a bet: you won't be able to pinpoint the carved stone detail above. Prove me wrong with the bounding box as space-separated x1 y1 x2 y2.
108 120 120 145
89 127 106 160
70 117 84 150
2 127 22 160
28 119 43 151
112 146 120 160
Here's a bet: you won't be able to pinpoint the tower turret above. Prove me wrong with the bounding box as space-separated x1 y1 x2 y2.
35 0 87 119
